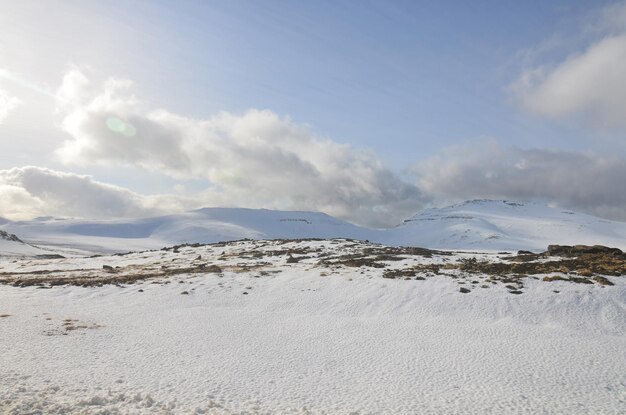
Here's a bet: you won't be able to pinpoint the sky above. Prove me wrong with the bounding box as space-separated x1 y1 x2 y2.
0 0 625 227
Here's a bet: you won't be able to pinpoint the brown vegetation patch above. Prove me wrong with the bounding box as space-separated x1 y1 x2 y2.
318 245 449 270
458 246 624 281
2 263 224 287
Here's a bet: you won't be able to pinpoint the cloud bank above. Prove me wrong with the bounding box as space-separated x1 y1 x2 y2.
0 166 188 220
512 2 626 129
415 142 626 221
54 69 424 227
1 69 625 226
3 142 625 226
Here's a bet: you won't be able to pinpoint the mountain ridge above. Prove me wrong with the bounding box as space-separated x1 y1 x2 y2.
1 200 625 255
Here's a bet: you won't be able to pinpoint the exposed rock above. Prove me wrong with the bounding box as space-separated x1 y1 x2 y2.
546 245 623 257
0 230 24 243
34 254 66 260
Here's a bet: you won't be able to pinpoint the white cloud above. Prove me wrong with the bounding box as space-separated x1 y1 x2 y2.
513 3 626 129
415 141 626 221
4 70 626 227
2 141 626 226
0 88 20 124
54 69 424 227
0 166 189 221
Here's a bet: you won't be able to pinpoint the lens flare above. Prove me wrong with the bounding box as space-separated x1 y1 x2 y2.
106 116 136 136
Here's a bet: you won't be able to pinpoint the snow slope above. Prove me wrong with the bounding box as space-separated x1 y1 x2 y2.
1 239 624 414
385 199 626 251
0 230 52 257
0 208 375 254
1 200 626 255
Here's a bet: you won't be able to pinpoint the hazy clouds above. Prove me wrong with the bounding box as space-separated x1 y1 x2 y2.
416 142 626 221
513 2 626 130
1 63 625 226
0 166 188 220
0 88 20 124
3 141 625 226
54 69 424 227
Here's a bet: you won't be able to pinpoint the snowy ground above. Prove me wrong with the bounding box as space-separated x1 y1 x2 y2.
1 239 625 414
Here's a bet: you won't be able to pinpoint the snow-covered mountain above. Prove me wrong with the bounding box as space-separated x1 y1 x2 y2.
1 200 625 255
0 230 51 257
0 208 376 254
383 199 626 251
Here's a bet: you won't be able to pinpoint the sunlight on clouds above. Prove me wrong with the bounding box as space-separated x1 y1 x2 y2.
106 116 136 136
512 3 626 130
48 67 626 226
0 166 190 221
53 69 424 228
0 183 44 220
0 89 21 124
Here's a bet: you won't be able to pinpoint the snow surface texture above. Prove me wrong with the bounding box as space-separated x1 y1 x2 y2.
1 239 625 414
2 200 626 256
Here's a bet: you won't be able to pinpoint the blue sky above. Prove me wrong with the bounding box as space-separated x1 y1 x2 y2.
0 0 625 226
93 0 623 159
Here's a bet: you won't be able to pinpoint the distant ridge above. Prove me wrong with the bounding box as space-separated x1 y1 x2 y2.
383 199 626 251
0 230 23 243
1 200 625 255
0 229 51 256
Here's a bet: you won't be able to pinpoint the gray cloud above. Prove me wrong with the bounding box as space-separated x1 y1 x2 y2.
3 69 624 227
2 141 626 227
415 142 626 221
0 166 189 220
512 3 626 130
54 69 424 227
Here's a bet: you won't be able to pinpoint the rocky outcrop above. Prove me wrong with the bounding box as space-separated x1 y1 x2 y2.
546 245 623 257
0 230 24 244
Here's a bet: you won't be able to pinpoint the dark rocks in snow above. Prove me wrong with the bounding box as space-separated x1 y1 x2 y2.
34 254 66 260
546 245 623 257
0 230 24 243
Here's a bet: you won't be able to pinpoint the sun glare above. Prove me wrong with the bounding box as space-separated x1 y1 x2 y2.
105 116 136 136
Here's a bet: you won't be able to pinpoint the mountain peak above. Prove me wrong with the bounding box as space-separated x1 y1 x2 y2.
2 203 625 255
0 230 23 243
389 199 626 251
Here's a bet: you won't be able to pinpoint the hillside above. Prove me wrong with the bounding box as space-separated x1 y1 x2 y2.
384 200 626 251
0 230 52 257
0 208 375 254
1 200 626 255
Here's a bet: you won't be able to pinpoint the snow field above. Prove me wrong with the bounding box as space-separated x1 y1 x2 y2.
1 239 625 414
